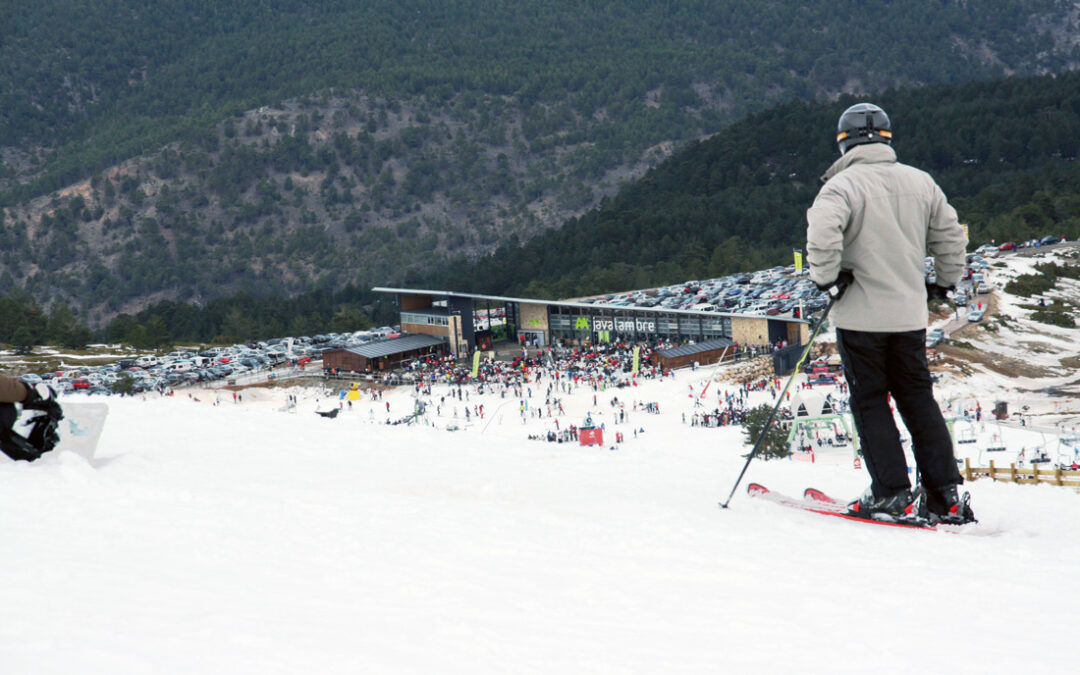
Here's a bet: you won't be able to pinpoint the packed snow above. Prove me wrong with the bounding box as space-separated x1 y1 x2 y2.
4 250 1080 674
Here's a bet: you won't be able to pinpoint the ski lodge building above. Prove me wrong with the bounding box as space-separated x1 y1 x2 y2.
370 286 810 360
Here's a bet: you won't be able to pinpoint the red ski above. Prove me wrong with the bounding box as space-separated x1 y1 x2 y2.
747 483 941 531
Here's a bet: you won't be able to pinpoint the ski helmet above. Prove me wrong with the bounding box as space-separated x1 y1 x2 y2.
836 103 891 155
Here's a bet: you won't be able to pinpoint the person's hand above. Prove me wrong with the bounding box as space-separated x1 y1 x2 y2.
816 270 855 301
926 282 954 302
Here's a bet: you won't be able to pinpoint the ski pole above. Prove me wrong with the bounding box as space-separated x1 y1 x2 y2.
719 296 837 509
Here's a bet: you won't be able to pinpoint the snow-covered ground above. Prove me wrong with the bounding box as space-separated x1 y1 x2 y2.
3 363 1078 674
4 248 1080 674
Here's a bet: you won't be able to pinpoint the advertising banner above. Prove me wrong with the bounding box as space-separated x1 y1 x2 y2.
579 427 604 446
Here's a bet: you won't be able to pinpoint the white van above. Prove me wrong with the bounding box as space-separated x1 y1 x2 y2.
135 355 159 367
166 361 194 373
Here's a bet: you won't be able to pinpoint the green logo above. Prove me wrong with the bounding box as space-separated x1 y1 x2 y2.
574 317 591 330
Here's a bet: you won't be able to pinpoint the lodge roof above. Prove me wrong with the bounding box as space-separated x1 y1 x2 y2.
655 338 735 359
335 333 446 359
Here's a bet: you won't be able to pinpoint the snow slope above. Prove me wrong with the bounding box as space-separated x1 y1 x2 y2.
2 367 1078 675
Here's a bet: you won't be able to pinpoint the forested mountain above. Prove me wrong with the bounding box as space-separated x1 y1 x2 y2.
2 1 1080 338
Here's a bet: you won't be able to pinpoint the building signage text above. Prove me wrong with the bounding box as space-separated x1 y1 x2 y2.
591 316 656 334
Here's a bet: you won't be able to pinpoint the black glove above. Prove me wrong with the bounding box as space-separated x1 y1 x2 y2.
926 282 954 302
816 270 855 301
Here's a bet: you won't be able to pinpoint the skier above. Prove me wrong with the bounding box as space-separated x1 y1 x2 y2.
806 102 975 524
0 375 64 461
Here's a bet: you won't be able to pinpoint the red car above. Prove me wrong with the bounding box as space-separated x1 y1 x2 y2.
998 241 1016 251
72 378 91 389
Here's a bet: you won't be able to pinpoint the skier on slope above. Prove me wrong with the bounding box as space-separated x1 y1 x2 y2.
0 375 64 461
806 102 975 524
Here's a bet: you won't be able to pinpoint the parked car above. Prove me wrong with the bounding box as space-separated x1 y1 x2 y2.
998 241 1016 251
968 310 985 322
1040 235 1061 246
925 327 945 348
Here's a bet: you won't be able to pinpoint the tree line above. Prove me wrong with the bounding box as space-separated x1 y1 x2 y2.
0 288 380 352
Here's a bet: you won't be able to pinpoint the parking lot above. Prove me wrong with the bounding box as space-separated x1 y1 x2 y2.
14 329 401 396
576 264 828 319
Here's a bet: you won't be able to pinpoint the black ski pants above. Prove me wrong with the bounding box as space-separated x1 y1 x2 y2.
836 328 962 498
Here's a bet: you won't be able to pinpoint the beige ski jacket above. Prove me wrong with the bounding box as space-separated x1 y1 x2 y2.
806 143 967 332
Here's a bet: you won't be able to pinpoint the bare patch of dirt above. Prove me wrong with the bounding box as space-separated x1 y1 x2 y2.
1016 340 1063 355
1061 355 1080 370
934 342 1057 379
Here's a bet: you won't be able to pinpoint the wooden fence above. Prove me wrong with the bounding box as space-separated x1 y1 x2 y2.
963 458 1080 490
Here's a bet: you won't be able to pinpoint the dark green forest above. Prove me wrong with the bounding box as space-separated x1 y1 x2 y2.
0 285 380 351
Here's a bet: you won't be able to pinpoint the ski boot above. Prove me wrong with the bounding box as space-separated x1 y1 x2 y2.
847 488 920 523
920 484 977 525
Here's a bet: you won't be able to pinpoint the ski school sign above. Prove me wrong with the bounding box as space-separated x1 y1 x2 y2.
585 316 657 334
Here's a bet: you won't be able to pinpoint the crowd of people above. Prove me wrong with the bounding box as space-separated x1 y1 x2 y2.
395 342 671 393
318 337 858 455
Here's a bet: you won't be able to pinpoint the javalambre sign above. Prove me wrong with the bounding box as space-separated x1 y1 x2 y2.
591 316 656 334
